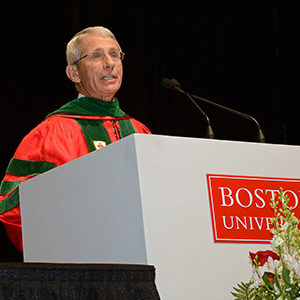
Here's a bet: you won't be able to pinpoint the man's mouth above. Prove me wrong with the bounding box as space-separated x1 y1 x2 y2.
102 75 116 80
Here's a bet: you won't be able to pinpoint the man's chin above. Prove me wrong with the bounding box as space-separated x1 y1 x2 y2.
96 86 121 101
100 81 121 94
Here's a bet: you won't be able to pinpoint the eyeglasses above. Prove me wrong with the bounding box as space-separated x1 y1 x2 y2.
72 49 125 65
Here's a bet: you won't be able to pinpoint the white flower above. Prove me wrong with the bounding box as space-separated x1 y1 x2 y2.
280 221 289 231
249 277 264 289
283 253 294 265
294 262 300 278
267 256 280 274
257 266 267 278
250 267 264 288
272 235 284 248
282 253 300 280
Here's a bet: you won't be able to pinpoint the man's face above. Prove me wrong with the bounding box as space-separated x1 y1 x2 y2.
71 34 123 101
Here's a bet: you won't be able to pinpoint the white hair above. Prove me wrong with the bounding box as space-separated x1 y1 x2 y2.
66 26 122 65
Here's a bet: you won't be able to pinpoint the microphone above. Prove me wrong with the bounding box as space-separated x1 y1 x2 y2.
161 78 181 91
190 94 266 143
161 78 215 139
162 77 265 143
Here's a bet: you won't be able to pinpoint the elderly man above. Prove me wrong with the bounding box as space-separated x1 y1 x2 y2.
0 26 151 253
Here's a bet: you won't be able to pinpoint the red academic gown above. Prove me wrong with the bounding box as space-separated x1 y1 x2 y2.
0 97 151 253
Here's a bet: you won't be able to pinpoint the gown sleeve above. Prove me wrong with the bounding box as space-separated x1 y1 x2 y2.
130 118 152 134
0 116 89 253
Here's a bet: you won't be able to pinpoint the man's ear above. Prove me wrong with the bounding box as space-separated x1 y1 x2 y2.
66 64 81 83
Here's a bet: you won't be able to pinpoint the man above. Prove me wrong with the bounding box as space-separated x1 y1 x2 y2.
0 26 151 253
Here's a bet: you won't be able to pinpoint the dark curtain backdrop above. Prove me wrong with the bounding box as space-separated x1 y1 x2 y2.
1 1 299 259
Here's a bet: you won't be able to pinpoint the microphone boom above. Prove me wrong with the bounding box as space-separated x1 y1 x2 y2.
161 77 266 143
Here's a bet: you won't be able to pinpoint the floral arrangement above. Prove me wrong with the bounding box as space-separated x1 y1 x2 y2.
232 188 300 299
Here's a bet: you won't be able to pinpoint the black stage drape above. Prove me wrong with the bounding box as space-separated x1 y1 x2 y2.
0 263 160 299
1 1 299 259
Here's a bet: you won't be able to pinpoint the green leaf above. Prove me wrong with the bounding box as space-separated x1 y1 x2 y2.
262 273 274 289
274 269 282 295
231 292 245 299
231 281 255 300
282 264 291 286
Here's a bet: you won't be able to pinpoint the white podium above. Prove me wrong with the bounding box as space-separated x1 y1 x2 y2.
19 134 300 299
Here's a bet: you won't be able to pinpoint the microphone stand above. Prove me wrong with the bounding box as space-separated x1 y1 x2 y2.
174 86 215 139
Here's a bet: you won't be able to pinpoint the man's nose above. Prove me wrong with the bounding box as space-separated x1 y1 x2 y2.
102 54 115 69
